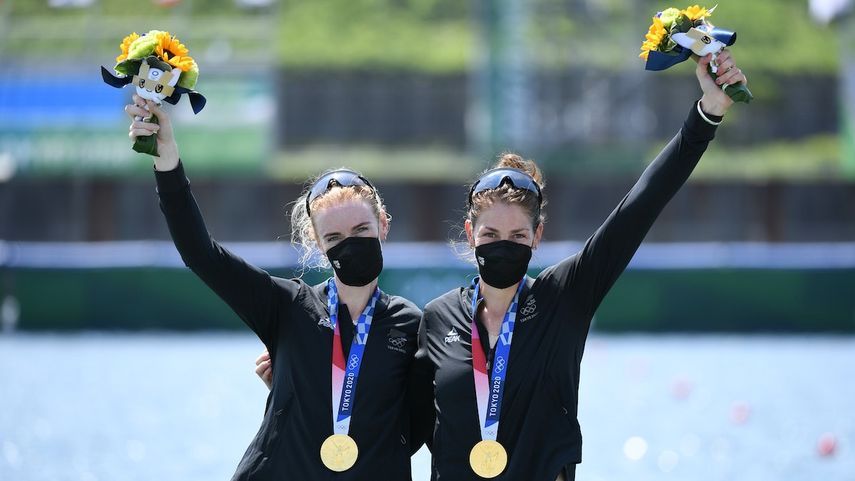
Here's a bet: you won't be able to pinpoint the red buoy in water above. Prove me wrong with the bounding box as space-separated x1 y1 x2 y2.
817 433 837 457
671 378 693 400
730 402 751 425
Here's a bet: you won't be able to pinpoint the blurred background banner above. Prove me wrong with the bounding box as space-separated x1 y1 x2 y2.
0 2 854 479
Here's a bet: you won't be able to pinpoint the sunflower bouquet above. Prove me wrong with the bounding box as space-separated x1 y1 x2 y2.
639 5 753 103
101 30 207 156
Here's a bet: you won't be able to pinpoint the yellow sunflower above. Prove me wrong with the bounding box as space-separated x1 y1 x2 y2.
157 49 196 72
639 16 667 60
153 31 195 72
115 32 140 63
681 5 713 22
156 31 190 57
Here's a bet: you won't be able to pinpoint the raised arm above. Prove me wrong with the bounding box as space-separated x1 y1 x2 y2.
566 52 746 318
128 96 295 348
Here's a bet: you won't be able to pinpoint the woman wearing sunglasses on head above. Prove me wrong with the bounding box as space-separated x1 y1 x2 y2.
416 53 746 480
125 94 431 480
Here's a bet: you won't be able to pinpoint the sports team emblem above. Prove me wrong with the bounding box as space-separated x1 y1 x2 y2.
445 327 462 343
387 328 408 350
520 296 537 316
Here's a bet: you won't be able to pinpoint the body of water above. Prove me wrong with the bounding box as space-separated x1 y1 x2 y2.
1 333 852 480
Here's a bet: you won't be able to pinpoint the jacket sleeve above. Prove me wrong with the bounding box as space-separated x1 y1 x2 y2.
544 101 721 340
155 160 299 349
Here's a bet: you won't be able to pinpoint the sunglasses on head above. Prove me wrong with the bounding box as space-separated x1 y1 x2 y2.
305 169 377 216
468 168 543 208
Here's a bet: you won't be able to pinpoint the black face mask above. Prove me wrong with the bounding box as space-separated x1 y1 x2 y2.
474 240 532 289
326 236 384 287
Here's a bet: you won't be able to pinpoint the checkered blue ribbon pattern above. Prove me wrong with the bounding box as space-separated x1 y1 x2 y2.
327 278 380 433
469 277 525 440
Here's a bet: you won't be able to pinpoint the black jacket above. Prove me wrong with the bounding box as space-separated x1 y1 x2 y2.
417 102 721 481
155 163 426 480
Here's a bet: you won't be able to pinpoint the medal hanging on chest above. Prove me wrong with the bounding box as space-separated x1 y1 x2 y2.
319 278 380 472
468 278 525 478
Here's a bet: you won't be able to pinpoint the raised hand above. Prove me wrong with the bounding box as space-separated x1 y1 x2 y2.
696 50 747 116
124 94 180 170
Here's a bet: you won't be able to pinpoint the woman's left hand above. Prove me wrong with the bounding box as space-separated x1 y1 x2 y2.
695 50 747 116
255 350 273 391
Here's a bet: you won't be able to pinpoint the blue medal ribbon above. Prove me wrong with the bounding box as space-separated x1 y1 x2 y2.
470 277 525 439
327 278 380 432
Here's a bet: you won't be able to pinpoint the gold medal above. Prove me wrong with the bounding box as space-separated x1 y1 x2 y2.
469 439 508 478
320 434 359 472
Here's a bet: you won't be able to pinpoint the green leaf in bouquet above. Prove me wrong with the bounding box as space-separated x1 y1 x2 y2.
672 15 693 34
133 134 159 156
724 83 754 104
659 8 681 29
176 61 199 90
114 59 141 77
127 31 162 60
664 37 678 53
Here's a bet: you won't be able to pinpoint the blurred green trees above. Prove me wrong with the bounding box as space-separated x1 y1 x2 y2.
0 0 840 73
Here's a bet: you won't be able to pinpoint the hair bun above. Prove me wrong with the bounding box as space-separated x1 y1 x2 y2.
495 152 544 188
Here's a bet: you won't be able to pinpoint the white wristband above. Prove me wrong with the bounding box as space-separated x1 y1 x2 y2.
697 100 723 126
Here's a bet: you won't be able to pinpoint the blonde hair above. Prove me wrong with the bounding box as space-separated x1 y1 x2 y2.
468 152 546 228
289 170 388 270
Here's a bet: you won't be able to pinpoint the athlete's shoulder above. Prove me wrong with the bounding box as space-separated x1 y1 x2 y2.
270 275 309 288
536 251 582 285
270 276 308 293
270 276 332 306
424 287 465 315
383 294 423 320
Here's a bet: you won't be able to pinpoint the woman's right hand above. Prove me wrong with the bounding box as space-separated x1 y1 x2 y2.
695 51 745 116
125 94 180 170
255 350 273 391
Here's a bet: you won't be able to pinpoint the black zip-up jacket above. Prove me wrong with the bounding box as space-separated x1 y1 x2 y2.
155 162 426 480
417 102 722 481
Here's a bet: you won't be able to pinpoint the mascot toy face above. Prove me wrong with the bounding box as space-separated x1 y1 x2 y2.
638 6 751 103
132 57 180 104
101 30 209 155
101 30 206 114
672 26 728 57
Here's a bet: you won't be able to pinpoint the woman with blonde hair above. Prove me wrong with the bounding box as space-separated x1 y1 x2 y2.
255 51 746 480
126 93 429 480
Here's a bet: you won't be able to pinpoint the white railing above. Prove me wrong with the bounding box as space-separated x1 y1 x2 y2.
2 241 854 269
